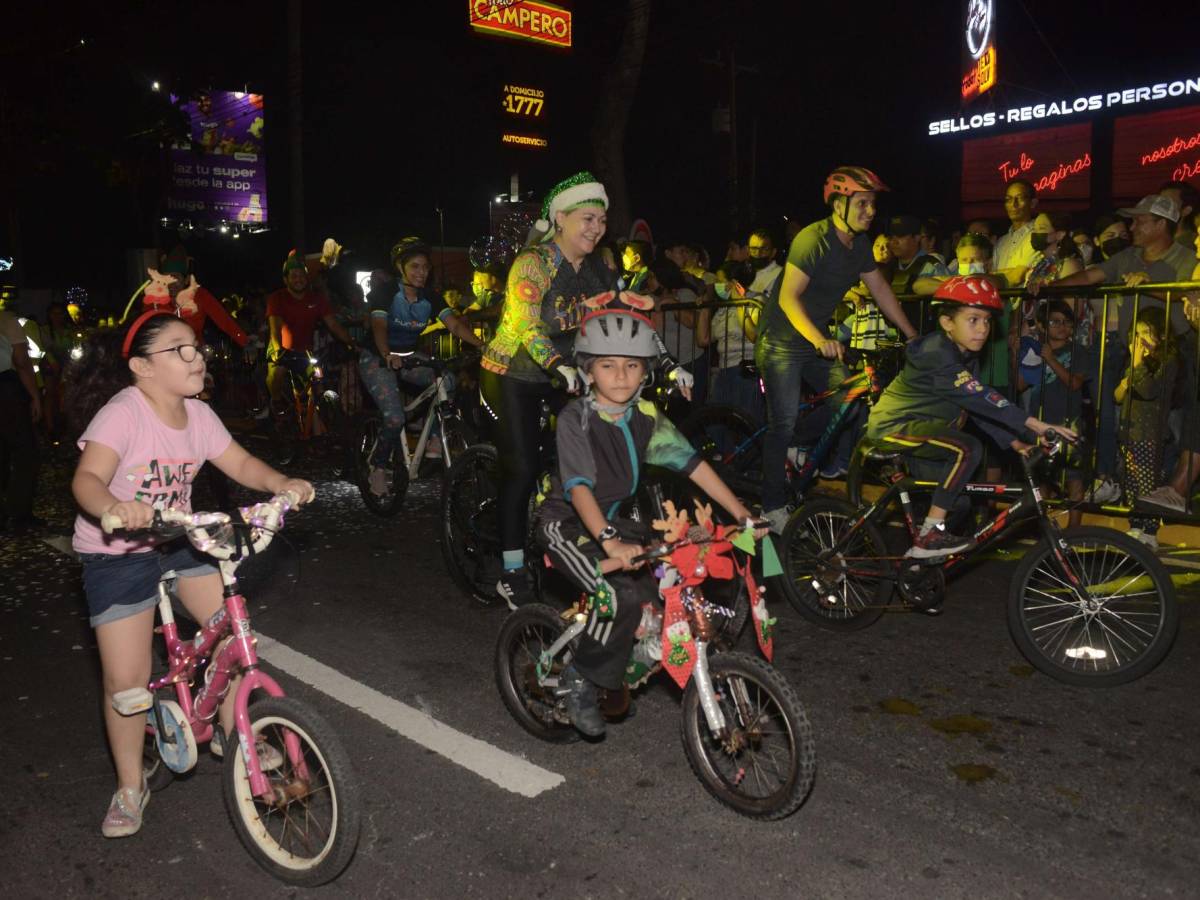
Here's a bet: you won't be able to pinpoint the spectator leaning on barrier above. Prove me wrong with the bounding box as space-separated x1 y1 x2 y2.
745 228 783 299
701 259 761 416
994 179 1040 286
887 214 950 333
1094 215 1132 262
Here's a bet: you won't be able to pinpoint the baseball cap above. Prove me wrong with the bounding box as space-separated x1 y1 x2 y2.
1117 194 1181 223
886 214 921 237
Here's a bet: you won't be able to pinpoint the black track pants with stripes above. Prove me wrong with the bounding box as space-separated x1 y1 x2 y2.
536 516 656 690
877 423 983 512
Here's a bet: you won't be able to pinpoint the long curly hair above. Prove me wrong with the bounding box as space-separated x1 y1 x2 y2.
64 314 186 438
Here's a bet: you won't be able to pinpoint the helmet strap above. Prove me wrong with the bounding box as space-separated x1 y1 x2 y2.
834 195 865 236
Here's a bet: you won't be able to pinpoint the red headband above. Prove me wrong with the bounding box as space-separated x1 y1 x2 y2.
122 309 176 359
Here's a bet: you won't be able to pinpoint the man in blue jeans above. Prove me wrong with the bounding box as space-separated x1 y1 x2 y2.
754 167 919 533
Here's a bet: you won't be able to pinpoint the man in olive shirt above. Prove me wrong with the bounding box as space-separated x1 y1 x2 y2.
755 166 918 531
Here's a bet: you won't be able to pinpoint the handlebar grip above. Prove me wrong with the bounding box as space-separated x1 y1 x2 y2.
101 512 124 534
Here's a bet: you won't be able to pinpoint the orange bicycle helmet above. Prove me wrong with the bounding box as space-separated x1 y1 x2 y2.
932 275 1003 311
822 166 890 205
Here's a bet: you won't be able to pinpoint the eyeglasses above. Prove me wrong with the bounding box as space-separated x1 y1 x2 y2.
1046 318 1071 326
145 343 207 363
747 246 772 257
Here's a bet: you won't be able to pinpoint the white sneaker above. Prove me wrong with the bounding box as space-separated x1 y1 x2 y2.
786 447 808 469
763 507 790 536
1126 528 1159 551
1137 486 1186 514
1090 478 1120 504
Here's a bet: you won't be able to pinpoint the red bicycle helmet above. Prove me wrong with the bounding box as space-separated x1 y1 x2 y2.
822 166 890 205
932 275 1003 311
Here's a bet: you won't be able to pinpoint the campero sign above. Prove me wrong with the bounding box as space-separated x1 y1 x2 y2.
469 0 572 49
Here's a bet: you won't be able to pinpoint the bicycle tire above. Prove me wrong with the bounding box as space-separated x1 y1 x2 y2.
353 415 409 517
222 696 360 886
680 651 816 820
680 404 763 500
779 496 892 630
143 731 175 792
440 443 503 603
494 604 580 744
1007 526 1179 687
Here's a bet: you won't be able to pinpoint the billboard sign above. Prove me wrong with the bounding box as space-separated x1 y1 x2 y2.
961 122 1093 218
469 1 572 48
962 0 997 102
1112 105 1200 203
167 91 267 226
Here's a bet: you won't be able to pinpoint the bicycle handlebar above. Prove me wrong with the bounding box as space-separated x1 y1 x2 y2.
630 518 769 565
100 491 301 560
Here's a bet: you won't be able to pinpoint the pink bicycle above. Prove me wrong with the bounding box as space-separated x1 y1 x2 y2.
102 492 360 885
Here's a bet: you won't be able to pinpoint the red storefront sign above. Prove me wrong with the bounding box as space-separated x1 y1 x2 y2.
961 122 1093 219
469 1 572 48
1112 105 1200 203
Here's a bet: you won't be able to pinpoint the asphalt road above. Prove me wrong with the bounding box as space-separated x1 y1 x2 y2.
2 439 1197 899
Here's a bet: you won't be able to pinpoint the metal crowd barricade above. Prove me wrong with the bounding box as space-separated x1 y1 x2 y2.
657 281 1200 524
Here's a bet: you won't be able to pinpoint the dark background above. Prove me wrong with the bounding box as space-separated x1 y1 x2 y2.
3 0 1198 303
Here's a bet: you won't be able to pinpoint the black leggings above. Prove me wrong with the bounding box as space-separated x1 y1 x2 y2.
480 369 562 554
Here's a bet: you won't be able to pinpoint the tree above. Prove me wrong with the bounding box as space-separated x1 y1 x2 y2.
589 0 651 239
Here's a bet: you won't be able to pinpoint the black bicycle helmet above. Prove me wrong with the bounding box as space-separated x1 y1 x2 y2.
390 236 433 271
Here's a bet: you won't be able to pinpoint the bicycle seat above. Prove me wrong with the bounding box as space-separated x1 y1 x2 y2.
858 438 904 464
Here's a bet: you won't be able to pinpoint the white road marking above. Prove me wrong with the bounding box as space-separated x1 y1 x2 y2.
41 536 78 558
255 634 565 798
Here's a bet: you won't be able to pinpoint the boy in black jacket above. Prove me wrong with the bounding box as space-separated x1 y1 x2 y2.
867 276 1076 559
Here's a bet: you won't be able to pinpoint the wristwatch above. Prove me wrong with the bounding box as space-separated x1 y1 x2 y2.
596 525 619 543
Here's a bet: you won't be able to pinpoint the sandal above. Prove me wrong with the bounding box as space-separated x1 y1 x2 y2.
101 777 149 838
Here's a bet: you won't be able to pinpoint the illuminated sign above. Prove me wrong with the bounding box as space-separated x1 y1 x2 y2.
930 74 1200 136
961 1 997 102
502 84 545 119
1112 105 1200 201
469 1 572 49
962 47 997 100
501 132 548 148
962 123 1093 217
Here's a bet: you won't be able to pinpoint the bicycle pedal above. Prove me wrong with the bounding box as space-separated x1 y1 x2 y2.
111 687 154 716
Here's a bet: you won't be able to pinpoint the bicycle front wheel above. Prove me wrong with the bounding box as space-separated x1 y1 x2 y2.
353 415 409 517
680 651 816 820
780 497 892 630
1008 527 1179 686
222 696 360 886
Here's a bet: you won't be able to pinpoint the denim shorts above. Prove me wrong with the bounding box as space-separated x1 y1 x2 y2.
80 540 218 628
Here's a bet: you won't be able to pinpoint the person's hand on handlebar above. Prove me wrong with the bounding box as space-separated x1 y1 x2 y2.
602 537 645 571
277 478 316 505
1025 419 1078 444
555 364 582 395
102 499 156 531
386 352 410 371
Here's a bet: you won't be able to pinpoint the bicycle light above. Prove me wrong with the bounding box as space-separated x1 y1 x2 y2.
323 389 339 403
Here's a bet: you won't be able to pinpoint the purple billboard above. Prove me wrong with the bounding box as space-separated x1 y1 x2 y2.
167 91 267 226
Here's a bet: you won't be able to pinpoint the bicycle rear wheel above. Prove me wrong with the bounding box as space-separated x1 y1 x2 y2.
441 444 503 603
780 496 892 630
223 696 360 886
681 405 762 501
1008 527 1178 686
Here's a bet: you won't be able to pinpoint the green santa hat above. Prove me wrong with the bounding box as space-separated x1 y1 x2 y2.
531 171 609 244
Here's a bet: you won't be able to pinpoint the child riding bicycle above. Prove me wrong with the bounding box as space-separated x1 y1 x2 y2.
865 275 1077 559
533 306 763 738
67 310 314 838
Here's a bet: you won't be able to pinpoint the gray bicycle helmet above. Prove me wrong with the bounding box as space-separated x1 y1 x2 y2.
574 309 661 365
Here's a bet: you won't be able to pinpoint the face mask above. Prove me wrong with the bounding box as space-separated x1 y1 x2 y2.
1101 237 1131 258
749 255 773 271
1030 233 1051 252
964 261 988 275
1078 243 1095 266
715 282 732 300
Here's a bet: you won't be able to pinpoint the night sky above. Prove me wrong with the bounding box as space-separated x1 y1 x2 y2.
4 1 1197 303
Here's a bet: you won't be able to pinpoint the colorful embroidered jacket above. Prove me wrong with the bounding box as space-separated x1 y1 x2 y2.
482 243 616 382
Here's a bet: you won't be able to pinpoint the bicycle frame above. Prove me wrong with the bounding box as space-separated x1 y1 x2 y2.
394 371 456 477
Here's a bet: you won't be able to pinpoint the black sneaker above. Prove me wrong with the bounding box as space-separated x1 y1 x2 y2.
906 522 973 560
496 567 537 610
560 663 606 738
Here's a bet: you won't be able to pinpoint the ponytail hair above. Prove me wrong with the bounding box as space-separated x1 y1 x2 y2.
64 313 184 438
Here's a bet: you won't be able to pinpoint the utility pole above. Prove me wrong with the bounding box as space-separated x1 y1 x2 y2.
287 0 304 251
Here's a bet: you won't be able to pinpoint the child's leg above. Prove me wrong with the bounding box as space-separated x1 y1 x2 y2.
540 519 644 691
1125 440 1164 534
95 608 156 791
882 427 982 523
175 571 240 737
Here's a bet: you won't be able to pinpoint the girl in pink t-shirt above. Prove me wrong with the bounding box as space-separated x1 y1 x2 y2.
68 311 314 839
